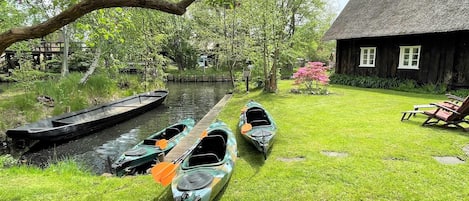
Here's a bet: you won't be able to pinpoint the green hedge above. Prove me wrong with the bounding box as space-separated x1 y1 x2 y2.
330 74 400 89
329 74 450 94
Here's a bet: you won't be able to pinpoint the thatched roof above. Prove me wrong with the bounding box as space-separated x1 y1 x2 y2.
323 0 469 40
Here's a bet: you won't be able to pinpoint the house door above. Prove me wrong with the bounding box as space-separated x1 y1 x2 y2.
452 34 469 89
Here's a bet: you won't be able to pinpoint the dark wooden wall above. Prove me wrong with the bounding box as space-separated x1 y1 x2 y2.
335 31 469 88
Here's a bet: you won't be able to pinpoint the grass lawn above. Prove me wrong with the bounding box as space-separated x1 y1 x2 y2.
1 80 469 200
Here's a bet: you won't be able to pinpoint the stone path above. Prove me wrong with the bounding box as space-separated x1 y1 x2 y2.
321 151 349 158
316 146 469 165
433 156 465 165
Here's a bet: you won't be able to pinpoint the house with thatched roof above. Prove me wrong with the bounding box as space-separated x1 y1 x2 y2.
323 0 469 88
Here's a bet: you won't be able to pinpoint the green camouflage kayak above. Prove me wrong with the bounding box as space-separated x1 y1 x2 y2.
238 100 277 159
171 120 237 201
111 118 195 176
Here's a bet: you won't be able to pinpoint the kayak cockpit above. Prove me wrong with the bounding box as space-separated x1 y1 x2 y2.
142 125 186 145
187 130 228 167
246 107 271 126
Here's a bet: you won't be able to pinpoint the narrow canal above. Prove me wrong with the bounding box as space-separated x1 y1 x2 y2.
20 82 232 174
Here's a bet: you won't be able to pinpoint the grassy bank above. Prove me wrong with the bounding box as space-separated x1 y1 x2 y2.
0 157 165 200
0 72 164 140
1 80 469 200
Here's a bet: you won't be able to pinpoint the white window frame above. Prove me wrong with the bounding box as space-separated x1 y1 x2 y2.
398 45 421 70
359 47 376 67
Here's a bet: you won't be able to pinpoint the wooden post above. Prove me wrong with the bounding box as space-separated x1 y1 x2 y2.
243 70 251 92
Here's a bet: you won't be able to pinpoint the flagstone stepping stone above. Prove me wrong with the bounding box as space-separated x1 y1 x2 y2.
277 156 306 162
433 156 465 165
321 151 348 157
463 144 469 156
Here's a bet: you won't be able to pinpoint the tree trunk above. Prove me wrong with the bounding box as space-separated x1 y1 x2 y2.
229 60 236 88
61 26 70 77
262 41 270 92
266 48 279 93
0 0 196 54
262 0 269 92
79 48 101 84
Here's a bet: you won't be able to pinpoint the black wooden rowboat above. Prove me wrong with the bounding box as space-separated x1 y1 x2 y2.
6 90 168 142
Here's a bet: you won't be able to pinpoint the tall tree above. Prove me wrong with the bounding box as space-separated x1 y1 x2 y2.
188 0 330 92
0 0 197 54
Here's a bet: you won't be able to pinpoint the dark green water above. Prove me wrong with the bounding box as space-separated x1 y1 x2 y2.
20 82 232 174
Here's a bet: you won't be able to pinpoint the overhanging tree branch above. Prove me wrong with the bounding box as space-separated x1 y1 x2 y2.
0 0 196 54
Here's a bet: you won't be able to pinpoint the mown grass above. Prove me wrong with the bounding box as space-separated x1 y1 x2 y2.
1 80 469 200
0 156 165 201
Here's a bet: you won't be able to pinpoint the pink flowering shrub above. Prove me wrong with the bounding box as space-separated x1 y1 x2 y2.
292 61 330 94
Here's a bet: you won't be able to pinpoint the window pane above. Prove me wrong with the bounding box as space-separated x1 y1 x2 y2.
399 46 420 68
360 47 376 67
361 49 368 65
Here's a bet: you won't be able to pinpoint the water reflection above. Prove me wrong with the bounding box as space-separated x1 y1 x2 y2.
21 82 232 174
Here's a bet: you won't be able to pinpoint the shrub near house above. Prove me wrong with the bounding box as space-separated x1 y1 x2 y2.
292 61 330 94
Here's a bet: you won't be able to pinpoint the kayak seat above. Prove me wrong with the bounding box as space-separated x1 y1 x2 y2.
163 127 181 139
250 119 270 126
247 108 270 126
143 139 157 145
207 130 228 143
188 153 220 166
192 135 226 161
246 108 265 122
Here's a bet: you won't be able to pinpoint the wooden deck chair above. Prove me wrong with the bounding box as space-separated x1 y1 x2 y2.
422 96 469 131
439 94 467 110
420 94 467 111
401 94 468 121
446 94 465 103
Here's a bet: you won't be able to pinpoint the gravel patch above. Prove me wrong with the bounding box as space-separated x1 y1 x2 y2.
383 157 408 161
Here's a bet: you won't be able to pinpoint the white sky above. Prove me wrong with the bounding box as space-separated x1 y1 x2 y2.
328 0 349 14
337 0 349 12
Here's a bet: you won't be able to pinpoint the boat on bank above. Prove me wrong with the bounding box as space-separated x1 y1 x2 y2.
111 118 195 176
238 100 277 159
6 90 168 142
171 120 237 201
